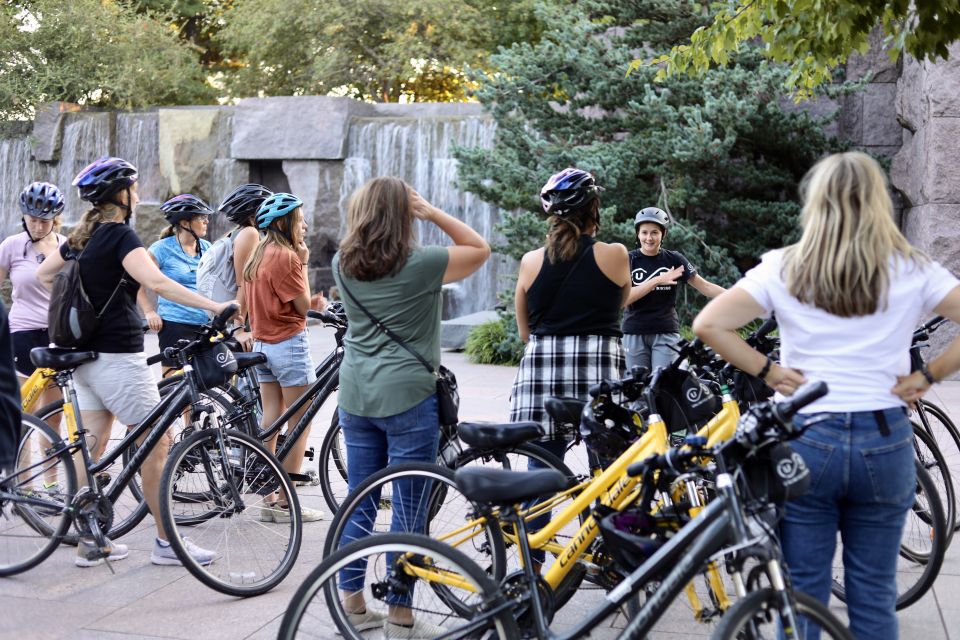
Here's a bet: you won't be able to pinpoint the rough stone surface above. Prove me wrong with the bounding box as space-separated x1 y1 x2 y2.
920 118 960 204
837 93 863 144
30 102 81 162
441 310 499 350
282 159 344 292
232 97 362 160
158 107 228 201
924 41 960 118
903 204 960 272
846 28 899 83
862 83 901 147
897 54 926 133
133 202 167 245
891 127 923 207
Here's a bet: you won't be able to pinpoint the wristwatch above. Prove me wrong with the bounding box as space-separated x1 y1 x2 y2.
920 361 937 385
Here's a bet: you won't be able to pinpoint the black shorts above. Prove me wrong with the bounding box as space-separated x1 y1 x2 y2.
12 328 50 377
157 319 204 369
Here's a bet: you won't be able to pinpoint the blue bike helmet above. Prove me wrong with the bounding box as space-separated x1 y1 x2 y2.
161 194 214 226
72 156 138 204
19 182 65 219
219 183 273 225
540 168 602 216
256 193 303 229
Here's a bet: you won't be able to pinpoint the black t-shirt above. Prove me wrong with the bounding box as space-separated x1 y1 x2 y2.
621 249 696 335
59 222 144 353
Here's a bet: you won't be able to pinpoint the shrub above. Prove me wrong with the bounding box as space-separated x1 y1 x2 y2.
465 315 525 366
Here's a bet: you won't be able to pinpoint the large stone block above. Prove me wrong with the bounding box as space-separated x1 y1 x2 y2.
232 97 365 160
282 160 344 274
890 127 923 207
133 202 167 246
924 41 960 118
158 107 229 200
441 310 499 350
837 93 863 144
862 83 902 147
897 54 926 133
920 118 960 204
30 102 81 162
846 27 899 83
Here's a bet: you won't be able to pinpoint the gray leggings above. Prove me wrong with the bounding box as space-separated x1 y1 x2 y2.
623 332 681 372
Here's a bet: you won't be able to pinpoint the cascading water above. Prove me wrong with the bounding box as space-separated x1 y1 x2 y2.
50 113 111 225
0 133 41 236
117 112 163 203
339 116 503 318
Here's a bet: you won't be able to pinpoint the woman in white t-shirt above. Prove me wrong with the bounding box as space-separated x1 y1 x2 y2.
693 151 960 640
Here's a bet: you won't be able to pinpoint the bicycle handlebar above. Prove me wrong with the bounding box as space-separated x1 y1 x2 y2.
913 316 948 343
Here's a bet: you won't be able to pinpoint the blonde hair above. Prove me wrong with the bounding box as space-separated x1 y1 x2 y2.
67 208 105 251
783 151 925 317
242 207 300 282
545 199 599 263
339 177 415 281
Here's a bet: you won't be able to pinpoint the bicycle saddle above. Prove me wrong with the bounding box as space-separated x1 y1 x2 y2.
234 351 267 370
454 467 569 506
457 421 543 450
544 397 585 436
30 347 97 370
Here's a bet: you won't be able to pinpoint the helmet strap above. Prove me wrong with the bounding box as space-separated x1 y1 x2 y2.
21 218 53 243
176 221 204 258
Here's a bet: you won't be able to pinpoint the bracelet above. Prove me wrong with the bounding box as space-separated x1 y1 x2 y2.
920 361 937 385
757 356 773 381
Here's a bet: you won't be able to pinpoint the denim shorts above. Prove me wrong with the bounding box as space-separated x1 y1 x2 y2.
252 330 316 387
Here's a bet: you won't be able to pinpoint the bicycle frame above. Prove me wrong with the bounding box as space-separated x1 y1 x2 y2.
19 367 56 413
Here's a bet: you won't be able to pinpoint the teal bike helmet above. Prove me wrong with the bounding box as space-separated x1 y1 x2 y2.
256 193 303 229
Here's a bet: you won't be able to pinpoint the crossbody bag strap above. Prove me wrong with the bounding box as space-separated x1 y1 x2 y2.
336 264 436 376
533 243 593 331
72 225 129 319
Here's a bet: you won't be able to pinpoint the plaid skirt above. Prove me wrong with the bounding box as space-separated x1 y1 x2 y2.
509 334 625 439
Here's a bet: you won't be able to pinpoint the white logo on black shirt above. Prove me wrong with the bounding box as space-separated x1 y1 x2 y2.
632 266 674 290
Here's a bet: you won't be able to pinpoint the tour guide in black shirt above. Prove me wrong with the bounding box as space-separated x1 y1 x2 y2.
621 207 725 371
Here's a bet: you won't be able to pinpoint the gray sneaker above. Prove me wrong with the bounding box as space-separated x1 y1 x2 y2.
151 537 216 566
76 536 129 568
383 619 448 639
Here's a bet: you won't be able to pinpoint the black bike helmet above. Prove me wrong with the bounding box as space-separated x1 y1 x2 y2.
634 207 669 231
72 156 138 204
540 168 603 216
19 182 65 219
160 194 214 226
579 402 640 461
218 183 273 225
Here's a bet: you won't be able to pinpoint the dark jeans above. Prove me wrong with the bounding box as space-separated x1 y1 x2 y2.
336 394 440 602
780 408 914 640
527 437 569 564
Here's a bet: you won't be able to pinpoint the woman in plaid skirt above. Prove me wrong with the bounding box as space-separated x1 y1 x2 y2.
510 168 631 465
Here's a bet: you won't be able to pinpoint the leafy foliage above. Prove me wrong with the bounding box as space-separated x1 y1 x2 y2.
216 0 543 102
0 0 214 120
645 0 960 98
465 315 525 366
456 0 840 325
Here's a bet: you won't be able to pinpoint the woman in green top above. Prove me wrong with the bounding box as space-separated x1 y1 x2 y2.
332 176 490 637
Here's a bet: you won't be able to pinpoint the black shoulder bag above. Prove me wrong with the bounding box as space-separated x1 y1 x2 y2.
337 265 459 426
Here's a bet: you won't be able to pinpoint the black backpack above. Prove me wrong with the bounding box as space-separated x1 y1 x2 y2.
48 236 126 349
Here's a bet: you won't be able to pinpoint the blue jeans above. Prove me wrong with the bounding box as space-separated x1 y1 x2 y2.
336 394 440 600
780 408 915 640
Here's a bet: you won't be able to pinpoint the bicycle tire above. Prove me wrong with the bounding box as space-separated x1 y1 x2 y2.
912 423 955 549
318 410 347 513
32 400 150 544
832 462 946 610
454 442 588 610
279 532 520 640
0 415 77 576
159 428 302 597
324 461 506 615
713 587 853 639
915 398 960 532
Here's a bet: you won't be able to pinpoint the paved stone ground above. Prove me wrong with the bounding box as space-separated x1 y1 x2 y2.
2 326 959 639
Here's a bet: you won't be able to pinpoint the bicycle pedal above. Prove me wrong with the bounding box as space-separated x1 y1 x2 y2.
293 469 321 487
303 447 315 461
95 473 111 490
288 472 313 486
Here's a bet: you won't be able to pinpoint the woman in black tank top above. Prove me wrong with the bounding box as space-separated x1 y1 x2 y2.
509 168 630 460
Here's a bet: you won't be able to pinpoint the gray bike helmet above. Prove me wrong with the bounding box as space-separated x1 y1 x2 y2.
634 207 669 231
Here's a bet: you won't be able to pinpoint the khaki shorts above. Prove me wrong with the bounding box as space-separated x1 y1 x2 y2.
73 352 161 426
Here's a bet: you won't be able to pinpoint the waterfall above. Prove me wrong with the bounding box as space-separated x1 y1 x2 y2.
0 135 41 236
117 113 163 204
339 116 502 318
50 113 111 224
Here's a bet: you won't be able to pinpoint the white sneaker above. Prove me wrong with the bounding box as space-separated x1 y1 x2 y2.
272 505 326 523
336 609 387 634
76 536 130 568
151 537 216 566
383 619 449 639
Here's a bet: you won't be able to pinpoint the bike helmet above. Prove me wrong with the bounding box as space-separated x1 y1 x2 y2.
540 168 602 216
160 194 214 226
19 182 64 219
634 207 669 231
72 156 138 204
256 192 303 229
579 402 641 461
218 183 273 225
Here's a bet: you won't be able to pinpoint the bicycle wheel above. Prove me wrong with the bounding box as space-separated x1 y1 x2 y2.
0 415 77 575
324 461 506 613
832 463 946 610
279 532 520 640
712 587 853 639
319 411 348 513
32 399 150 544
914 399 960 532
454 442 588 610
159 428 302 597
912 423 955 548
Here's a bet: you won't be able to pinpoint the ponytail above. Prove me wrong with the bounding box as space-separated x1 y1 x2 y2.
159 225 176 240
544 199 599 263
67 208 105 252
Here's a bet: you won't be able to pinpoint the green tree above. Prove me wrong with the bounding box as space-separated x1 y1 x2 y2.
646 0 960 98
0 0 214 120
216 0 542 102
456 0 842 326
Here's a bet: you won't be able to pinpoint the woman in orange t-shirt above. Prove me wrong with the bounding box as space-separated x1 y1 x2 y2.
243 192 326 522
